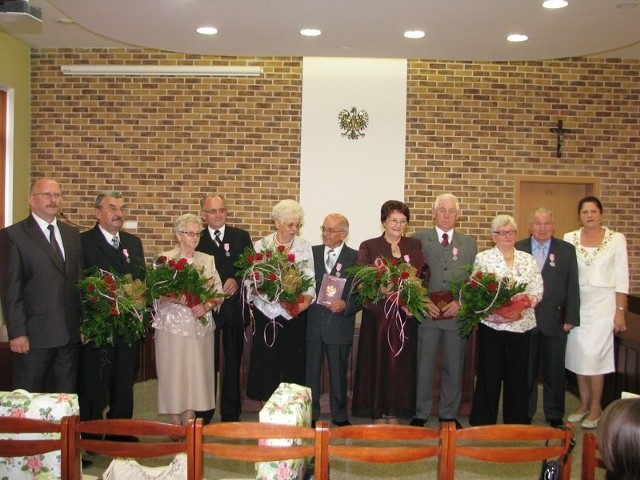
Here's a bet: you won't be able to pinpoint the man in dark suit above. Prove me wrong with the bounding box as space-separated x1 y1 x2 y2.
0 178 82 393
305 213 359 427
515 207 580 427
78 191 145 425
197 195 252 422
411 194 477 428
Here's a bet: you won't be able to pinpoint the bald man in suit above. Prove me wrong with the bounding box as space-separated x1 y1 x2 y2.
515 207 580 427
0 178 82 393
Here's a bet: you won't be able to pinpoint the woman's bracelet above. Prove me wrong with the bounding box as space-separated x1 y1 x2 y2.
205 301 213 311
616 306 627 311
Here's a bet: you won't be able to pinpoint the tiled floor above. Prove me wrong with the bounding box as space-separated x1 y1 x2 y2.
84 380 603 479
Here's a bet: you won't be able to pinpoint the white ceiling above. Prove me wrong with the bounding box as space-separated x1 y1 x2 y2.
2 0 640 61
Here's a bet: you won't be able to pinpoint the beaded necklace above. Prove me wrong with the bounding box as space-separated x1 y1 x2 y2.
571 227 614 266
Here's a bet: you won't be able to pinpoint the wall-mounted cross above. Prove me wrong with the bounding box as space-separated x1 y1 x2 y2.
550 120 571 158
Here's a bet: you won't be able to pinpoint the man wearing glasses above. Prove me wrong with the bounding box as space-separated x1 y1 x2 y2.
0 178 82 393
77 191 145 433
306 213 360 427
197 195 252 423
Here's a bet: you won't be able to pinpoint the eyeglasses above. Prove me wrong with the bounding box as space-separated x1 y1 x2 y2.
493 230 517 237
388 219 407 225
202 208 227 215
320 226 345 234
179 230 203 238
31 192 62 200
283 223 301 229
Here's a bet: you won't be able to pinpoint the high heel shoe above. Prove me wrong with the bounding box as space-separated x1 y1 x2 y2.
567 410 589 423
581 416 601 429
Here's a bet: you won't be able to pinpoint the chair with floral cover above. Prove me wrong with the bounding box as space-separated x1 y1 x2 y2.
0 416 71 479
194 419 328 480
327 423 448 479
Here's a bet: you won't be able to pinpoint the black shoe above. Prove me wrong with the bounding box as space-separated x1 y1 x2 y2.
311 420 317 428
440 418 463 429
548 419 564 428
332 420 351 427
410 418 426 427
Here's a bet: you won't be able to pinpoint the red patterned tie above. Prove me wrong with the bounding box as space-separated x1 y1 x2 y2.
441 233 449 247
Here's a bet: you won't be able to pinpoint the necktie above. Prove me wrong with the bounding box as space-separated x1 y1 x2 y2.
112 235 120 249
536 243 546 271
213 230 221 247
441 232 449 247
47 224 64 262
326 249 336 273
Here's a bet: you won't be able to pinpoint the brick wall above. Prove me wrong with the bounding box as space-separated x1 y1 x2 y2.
29 49 639 291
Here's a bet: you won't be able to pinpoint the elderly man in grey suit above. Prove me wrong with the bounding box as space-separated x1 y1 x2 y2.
0 178 82 393
306 213 360 427
411 194 477 428
515 208 580 427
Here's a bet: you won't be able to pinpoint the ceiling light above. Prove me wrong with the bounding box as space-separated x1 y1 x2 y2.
196 26 218 35
300 28 321 37
542 0 569 9
404 30 425 39
507 34 528 43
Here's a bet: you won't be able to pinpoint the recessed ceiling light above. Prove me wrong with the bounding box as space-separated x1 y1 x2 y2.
542 0 569 9
56 18 75 25
300 28 322 37
507 34 528 43
404 30 425 39
196 26 218 35
617 2 639 9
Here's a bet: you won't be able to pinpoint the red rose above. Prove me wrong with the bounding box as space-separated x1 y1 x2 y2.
253 271 261 280
157 256 167 264
391 276 399 285
265 251 272 258
268 273 277 281
89 296 98 304
255 252 264 261
87 284 96 292
108 284 117 292
378 266 388 273
469 279 479 289
474 272 483 279
287 253 295 262
277 245 286 252
375 273 382 280
390 258 398 266
175 258 187 270
488 282 498 292
109 307 118 316
400 271 410 280
104 275 115 285
168 259 176 267
247 254 255 263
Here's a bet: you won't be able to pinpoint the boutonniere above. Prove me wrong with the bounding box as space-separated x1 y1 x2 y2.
335 262 342 278
452 247 458 261
224 243 230 257
122 249 130 263
549 253 556 267
403 254 410 263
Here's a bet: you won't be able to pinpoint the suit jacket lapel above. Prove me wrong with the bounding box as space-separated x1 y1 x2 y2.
29 215 66 272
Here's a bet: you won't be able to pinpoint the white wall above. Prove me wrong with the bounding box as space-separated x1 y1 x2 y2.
300 57 407 250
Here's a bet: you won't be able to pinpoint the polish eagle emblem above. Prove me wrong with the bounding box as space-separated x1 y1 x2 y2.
338 107 369 140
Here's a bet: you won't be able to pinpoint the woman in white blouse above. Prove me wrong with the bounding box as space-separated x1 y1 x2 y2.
246 199 316 401
469 215 544 426
564 196 628 429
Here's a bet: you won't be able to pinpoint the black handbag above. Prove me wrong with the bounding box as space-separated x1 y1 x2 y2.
539 431 576 480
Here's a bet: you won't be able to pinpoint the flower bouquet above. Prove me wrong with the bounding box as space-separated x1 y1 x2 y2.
453 270 528 337
146 255 223 326
346 256 429 320
78 268 149 347
234 245 313 317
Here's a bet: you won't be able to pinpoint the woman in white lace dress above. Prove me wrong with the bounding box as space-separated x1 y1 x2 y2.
153 213 223 426
564 196 628 429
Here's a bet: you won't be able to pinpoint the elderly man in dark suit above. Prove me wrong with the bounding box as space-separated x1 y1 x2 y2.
78 191 145 425
515 207 580 427
411 194 477 428
197 195 252 422
0 178 82 393
305 213 359 427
